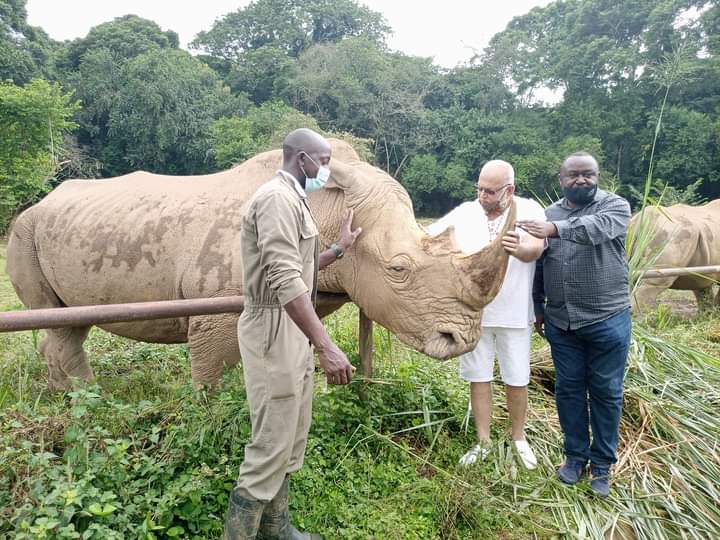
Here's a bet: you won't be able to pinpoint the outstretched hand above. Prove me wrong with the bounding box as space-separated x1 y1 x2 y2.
517 220 557 239
337 209 362 251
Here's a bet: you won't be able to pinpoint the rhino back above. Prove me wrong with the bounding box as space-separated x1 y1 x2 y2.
661 201 720 264
635 201 720 290
672 200 720 288
31 168 265 308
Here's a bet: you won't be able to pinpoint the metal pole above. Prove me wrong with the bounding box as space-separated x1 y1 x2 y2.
640 265 720 279
0 296 245 333
359 310 374 379
358 309 374 400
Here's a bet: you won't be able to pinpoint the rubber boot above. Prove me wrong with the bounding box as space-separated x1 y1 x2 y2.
223 485 266 540
258 475 322 540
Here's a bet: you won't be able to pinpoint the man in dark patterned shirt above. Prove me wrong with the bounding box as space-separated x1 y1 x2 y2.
518 152 632 498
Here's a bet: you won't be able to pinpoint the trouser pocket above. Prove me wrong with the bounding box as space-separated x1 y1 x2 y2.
264 311 310 399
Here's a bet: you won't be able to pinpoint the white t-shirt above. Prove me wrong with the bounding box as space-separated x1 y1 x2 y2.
426 196 546 328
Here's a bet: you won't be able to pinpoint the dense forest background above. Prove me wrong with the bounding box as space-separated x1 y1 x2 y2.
1 0 718 232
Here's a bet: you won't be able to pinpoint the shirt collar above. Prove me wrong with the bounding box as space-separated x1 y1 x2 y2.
277 169 307 198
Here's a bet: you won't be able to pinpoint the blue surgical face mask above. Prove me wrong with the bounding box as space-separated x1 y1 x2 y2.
300 153 331 193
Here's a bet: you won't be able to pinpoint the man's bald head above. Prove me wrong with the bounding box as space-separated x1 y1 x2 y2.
283 128 331 161
282 128 332 186
477 160 515 218
478 160 515 186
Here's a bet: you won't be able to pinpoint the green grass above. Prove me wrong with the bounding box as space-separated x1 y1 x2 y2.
1 241 719 539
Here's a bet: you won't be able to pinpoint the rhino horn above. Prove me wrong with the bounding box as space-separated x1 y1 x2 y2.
457 199 517 309
421 200 517 310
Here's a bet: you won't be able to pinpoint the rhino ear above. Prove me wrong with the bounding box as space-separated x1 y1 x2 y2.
325 160 360 192
325 138 360 192
422 225 460 256
328 138 361 162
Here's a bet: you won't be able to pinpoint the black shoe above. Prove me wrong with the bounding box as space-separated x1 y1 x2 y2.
258 475 322 540
224 485 265 540
590 466 610 499
557 459 586 485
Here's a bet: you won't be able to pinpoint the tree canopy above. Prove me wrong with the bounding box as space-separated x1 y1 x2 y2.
60 14 179 70
0 0 56 83
0 78 78 231
191 0 390 60
1 0 718 229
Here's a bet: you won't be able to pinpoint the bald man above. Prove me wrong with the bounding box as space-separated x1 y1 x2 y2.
223 129 361 539
428 160 545 470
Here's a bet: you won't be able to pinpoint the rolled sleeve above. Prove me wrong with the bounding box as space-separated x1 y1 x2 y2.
254 192 309 306
275 276 308 306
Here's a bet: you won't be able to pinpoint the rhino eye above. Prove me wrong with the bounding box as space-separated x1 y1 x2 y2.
387 259 411 283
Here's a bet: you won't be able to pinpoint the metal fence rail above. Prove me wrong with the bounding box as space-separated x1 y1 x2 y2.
1 265 719 333
0 297 246 333
639 265 720 279
0 294 376 382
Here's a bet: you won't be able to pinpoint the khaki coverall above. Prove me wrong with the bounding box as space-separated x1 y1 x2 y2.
235 172 319 502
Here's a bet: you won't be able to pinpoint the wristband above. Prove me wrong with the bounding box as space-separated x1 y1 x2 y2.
330 243 344 259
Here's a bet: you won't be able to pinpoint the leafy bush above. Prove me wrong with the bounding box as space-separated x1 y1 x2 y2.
0 79 79 233
209 100 374 169
209 101 321 168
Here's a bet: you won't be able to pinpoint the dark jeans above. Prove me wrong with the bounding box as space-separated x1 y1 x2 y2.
545 309 631 468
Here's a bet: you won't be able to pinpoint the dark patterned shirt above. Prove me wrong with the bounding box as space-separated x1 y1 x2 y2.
532 189 631 330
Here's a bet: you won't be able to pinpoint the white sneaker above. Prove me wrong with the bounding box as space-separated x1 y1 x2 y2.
459 443 490 466
514 440 538 470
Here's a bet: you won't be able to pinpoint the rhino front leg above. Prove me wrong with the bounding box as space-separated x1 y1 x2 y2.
694 287 715 312
631 283 668 316
39 327 93 391
187 313 241 390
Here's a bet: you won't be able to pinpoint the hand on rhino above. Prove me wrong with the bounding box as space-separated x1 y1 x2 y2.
337 209 362 252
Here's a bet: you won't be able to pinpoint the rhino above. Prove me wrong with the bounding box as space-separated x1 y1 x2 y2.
7 140 514 391
631 199 720 312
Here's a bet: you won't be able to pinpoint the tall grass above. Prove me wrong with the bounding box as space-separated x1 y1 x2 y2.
627 47 696 297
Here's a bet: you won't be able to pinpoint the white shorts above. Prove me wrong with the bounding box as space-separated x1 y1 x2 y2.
458 326 532 386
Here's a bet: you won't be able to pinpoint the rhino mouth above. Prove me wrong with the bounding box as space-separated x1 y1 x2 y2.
422 327 474 360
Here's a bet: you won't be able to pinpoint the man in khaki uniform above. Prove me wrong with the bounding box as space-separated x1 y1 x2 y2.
224 129 361 540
